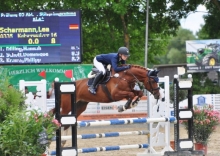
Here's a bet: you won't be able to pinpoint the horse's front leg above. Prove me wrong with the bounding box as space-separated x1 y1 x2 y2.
118 98 132 112
114 91 135 112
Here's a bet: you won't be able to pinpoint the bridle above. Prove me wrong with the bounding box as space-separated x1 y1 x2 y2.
116 69 160 97
147 76 160 96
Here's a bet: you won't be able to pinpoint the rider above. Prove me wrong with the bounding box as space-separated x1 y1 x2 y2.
88 46 130 94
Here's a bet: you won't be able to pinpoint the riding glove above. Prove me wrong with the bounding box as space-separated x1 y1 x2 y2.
124 65 130 69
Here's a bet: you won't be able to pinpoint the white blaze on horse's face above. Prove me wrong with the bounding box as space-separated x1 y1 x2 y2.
159 88 165 100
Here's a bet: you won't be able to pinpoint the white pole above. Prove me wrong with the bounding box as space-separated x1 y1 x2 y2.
144 0 149 68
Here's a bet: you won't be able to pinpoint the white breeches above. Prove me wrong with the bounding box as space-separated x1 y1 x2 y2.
93 57 106 74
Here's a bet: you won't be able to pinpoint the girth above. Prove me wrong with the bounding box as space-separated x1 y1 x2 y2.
101 84 114 102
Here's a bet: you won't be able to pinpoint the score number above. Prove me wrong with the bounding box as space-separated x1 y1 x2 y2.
28 38 39 44
28 38 56 44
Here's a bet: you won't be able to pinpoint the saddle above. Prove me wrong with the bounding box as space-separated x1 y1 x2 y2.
87 64 111 86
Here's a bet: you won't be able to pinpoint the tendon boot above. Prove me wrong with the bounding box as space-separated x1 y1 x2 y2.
88 72 103 94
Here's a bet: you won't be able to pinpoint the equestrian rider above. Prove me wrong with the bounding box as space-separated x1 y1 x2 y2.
88 46 130 94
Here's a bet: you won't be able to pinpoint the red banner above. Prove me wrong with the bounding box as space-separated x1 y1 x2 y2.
64 70 73 78
38 70 46 78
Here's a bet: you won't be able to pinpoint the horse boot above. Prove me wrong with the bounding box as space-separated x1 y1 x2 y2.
88 71 103 94
118 98 132 112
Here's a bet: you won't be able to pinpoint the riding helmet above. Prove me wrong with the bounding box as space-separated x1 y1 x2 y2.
118 47 130 56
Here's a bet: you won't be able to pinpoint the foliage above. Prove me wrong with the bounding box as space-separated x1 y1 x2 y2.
0 69 26 123
0 110 61 156
180 105 220 145
169 72 220 102
199 1 220 39
155 28 196 64
191 73 220 95
169 83 187 103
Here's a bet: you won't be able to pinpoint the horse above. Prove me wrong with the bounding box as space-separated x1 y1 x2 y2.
51 64 161 121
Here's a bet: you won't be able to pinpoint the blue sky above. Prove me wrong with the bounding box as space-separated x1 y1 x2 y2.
180 5 207 35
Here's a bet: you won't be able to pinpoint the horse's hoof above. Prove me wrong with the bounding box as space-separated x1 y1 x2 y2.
131 102 138 108
118 105 125 112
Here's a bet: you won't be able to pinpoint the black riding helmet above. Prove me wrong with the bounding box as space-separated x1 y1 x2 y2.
118 47 130 56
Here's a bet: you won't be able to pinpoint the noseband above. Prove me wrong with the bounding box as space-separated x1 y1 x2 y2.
148 77 160 96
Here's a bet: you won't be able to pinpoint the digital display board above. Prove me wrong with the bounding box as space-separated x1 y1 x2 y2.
0 10 82 64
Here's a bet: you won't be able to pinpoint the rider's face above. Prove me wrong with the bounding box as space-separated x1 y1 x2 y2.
121 54 129 60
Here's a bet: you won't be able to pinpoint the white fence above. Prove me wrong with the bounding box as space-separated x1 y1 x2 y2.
19 80 220 114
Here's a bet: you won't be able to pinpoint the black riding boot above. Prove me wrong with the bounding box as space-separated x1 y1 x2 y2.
88 72 103 94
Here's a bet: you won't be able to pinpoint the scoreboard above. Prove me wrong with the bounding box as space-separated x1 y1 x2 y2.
0 10 82 64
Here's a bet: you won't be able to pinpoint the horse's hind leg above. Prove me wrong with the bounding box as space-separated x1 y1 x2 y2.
131 90 144 107
118 98 132 112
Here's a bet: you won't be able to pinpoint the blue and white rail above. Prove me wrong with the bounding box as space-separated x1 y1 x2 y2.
50 143 148 155
52 130 149 141
77 117 176 127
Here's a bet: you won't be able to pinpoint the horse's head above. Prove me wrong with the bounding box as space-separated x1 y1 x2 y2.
144 69 160 99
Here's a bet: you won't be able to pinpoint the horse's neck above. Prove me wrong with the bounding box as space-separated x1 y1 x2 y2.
129 67 148 81
112 68 147 83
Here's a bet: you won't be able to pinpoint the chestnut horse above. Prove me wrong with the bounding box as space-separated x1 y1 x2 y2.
53 65 161 120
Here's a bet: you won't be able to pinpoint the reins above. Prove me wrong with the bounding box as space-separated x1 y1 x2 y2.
113 69 141 90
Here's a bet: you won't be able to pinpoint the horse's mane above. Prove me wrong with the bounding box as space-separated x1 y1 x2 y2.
130 64 150 71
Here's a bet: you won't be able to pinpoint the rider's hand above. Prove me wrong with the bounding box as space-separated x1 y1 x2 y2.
124 65 130 69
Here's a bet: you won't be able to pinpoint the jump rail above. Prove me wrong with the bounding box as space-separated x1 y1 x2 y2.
77 117 176 127
52 130 149 141
50 143 148 155
79 117 147 122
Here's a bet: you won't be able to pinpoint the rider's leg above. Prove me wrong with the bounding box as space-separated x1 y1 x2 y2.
93 56 106 75
88 57 105 94
88 71 103 94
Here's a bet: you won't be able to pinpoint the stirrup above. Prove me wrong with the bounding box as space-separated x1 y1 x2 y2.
88 87 96 94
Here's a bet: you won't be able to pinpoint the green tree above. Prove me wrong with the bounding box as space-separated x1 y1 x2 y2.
155 28 196 64
192 72 220 94
0 70 26 123
200 1 220 39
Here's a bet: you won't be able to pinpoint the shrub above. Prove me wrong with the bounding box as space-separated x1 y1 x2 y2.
180 105 220 145
0 110 60 156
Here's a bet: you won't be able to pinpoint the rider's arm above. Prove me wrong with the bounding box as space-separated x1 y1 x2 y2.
111 57 129 72
121 60 126 64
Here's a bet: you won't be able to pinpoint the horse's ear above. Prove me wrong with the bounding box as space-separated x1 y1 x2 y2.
148 70 159 77
148 70 153 77
155 70 160 75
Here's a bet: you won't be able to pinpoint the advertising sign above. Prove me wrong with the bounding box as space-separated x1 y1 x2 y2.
0 10 82 64
2 64 92 90
179 94 220 111
186 39 220 72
